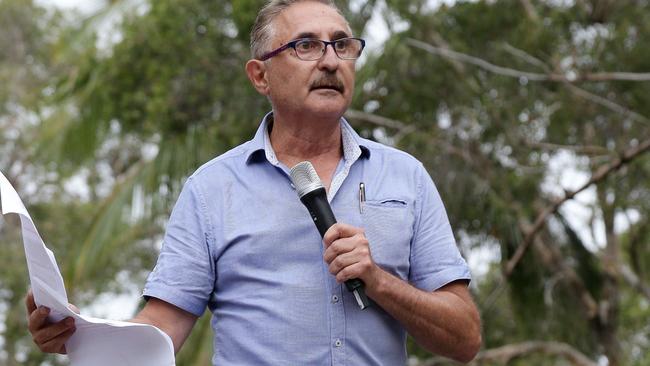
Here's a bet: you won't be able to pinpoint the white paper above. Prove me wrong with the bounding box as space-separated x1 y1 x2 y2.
0 171 175 366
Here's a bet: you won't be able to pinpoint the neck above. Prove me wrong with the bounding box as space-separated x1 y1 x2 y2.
269 110 343 191
269 110 343 166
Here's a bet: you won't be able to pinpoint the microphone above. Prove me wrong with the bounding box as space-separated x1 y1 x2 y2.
290 161 370 310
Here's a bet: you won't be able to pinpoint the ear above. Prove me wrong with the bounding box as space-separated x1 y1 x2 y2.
245 59 270 96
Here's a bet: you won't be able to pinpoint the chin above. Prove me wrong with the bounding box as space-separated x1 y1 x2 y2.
306 96 350 119
309 104 348 120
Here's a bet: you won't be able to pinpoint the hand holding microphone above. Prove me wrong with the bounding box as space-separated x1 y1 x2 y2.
290 161 371 310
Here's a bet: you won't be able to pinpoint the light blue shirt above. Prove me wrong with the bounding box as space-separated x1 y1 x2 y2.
143 113 471 365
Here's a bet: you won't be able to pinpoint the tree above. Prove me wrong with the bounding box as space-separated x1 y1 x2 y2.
2 0 649 365
349 0 650 364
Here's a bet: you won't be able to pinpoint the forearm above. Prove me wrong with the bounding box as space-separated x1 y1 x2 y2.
129 298 198 354
365 268 482 363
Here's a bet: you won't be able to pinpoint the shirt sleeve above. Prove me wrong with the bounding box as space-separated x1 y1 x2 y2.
143 177 215 316
408 164 471 291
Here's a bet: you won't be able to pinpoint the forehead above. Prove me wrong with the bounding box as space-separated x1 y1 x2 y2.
273 2 351 43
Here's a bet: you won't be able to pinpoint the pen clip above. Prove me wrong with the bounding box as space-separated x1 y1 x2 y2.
359 182 365 214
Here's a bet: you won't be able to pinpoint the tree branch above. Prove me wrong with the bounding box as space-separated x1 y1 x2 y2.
407 38 650 125
524 140 611 156
582 71 650 81
530 232 599 318
407 38 552 81
344 109 412 131
519 0 540 22
619 264 650 301
417 341 597 366
344 109 479 164
501 42 548 70
500 42 650 124
504 138 650 277
562 81 650 125
407 38 650 82
344 109 418 145
429 31 467 74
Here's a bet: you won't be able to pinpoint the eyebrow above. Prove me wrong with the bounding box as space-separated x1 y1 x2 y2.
292 30 351 40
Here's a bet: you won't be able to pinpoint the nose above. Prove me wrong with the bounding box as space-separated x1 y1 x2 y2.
317 43 340 72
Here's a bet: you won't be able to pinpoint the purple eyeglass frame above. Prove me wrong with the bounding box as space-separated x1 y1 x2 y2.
258 37 366 61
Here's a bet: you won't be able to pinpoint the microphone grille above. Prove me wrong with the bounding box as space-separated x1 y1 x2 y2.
289 161 324 198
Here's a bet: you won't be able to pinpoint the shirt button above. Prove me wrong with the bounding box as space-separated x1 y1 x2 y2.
334 339 342 347
331 295 339 303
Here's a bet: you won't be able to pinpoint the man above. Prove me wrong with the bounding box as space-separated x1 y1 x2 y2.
26 0 481 364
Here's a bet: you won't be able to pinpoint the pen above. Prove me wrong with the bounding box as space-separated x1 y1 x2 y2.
359 182 365 214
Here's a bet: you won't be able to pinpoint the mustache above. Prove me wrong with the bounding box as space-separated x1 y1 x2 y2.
310 74 345 93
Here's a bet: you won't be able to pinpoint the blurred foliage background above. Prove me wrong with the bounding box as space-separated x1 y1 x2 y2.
1 0 650 365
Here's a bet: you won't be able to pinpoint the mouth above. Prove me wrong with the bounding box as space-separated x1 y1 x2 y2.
310 85 344 93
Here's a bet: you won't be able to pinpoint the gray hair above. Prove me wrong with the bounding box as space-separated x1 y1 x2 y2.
250 0 347 60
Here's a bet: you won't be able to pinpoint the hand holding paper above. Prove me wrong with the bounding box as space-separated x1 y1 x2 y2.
0 171 176 366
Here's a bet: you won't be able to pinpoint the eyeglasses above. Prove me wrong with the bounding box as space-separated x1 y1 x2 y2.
259 37 366 61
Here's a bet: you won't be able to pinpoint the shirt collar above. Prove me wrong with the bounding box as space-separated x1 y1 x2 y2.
245 112 370 165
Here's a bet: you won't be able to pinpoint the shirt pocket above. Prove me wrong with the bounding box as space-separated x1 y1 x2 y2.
361 198 413 280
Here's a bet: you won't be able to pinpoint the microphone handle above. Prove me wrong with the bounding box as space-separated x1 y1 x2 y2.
300 188 370 310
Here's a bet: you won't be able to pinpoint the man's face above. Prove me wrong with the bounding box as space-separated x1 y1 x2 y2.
264 1 356 119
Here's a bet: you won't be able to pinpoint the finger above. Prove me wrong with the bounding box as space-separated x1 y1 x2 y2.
38 326 75 354
324 232 370 263
337 249 376 283
32 317 75 346
25 289 36 314
328 251 360 276
323 238 356 264
335 263 361 283
28 306 50 333
322 223 363 248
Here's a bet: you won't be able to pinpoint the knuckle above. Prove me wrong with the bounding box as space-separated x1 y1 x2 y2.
331 258 342 273
328 262 337 274
33 334 44 346
338 267 350 279
361 259 372 270
27 315 39 329
323 235 333 246
336 268 355 282
322 249 331 260
357 246 370 257
329 266 338 276
358 236 369 247
336 272 346 282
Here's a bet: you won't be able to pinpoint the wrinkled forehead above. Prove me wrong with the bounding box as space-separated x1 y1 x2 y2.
272 2 352 46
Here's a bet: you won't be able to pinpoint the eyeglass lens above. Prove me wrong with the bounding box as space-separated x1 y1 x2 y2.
295 39 363 60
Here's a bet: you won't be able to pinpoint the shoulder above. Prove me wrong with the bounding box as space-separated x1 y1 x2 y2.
188 141 254 183
360 137 426 173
